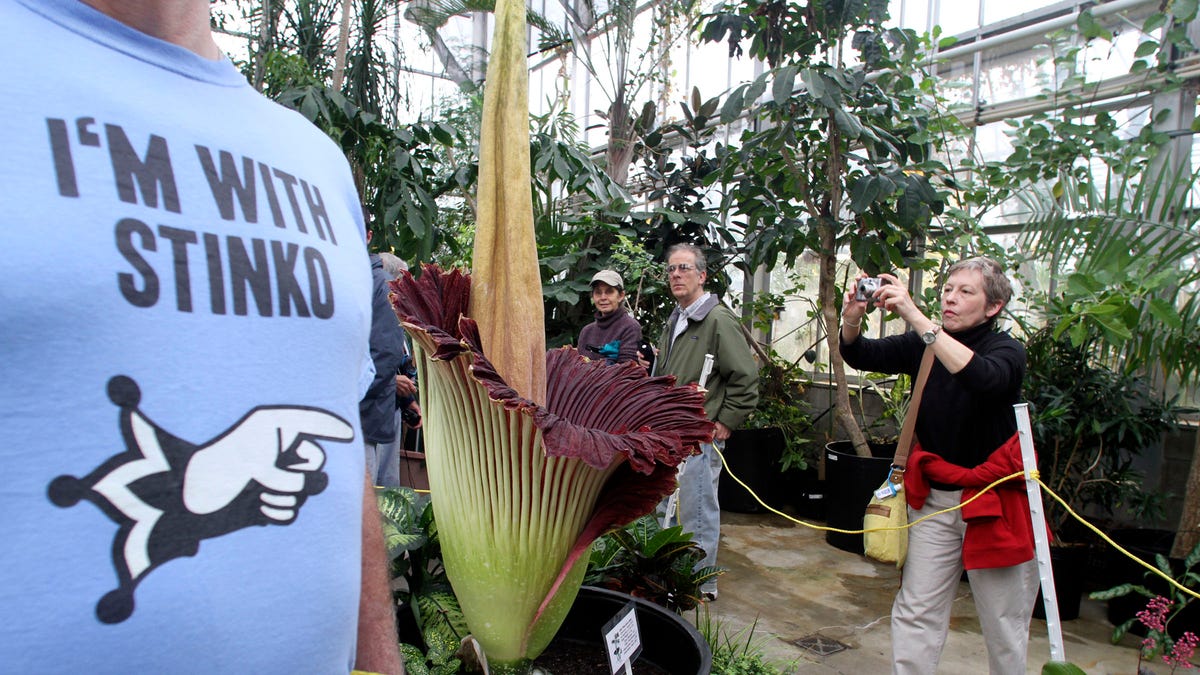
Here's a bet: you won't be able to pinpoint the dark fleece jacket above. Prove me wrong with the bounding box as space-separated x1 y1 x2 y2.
578 308 642 364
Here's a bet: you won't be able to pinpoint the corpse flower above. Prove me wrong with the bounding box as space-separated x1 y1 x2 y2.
391 269 711 672
386 0 713 671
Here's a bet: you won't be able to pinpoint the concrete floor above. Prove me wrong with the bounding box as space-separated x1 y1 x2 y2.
704 510 1144 674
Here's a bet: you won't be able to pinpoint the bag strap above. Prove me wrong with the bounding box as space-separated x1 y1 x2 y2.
887 346 935 486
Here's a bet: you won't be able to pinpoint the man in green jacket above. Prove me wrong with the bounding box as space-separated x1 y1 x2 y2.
655 243 760 600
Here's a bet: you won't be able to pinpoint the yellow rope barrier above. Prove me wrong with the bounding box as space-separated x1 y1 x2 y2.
715 445 1200 601
393 448 1198 601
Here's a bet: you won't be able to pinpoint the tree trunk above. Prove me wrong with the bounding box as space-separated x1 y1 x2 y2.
1171 423 1200 558
821 222 870 457
818 122 870 457
251 0 276 92
605 97 635 186
331 0 354 91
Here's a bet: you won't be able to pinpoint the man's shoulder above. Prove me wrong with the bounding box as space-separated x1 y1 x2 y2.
703 303 742 328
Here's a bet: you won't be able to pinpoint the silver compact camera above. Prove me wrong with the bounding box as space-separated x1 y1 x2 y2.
855 277 887 301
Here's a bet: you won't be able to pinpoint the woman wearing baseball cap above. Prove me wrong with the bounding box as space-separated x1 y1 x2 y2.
577 270 644 365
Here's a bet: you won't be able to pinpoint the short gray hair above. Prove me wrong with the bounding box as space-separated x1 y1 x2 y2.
665 243 707 274
946 256 1012 307
379 252 408 279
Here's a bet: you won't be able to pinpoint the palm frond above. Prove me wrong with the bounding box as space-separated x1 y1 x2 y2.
1013 158 1200 383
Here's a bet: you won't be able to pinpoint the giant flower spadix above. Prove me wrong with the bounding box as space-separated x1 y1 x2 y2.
390 267 713 673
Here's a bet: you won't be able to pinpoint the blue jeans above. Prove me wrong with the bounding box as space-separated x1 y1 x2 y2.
364 412 404 488
677 439 723 593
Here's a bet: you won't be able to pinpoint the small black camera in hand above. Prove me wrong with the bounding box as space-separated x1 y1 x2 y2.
401 405 421 427
638 341 656 370
855 277 888 301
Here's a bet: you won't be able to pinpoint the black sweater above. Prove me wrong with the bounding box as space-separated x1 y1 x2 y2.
840 321 1026 470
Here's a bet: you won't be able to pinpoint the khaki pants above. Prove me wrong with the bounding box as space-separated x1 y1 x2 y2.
891 488 1039 675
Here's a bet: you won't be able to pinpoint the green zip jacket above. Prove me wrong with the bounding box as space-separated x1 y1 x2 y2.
655 294 760 430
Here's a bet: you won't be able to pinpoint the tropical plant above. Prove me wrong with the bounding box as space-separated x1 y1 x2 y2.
271 82 471 260
698 0 950 456
742 350 815 471
1040 662 1088 675
375 487 468 660
858 371 912 444
696 609 795 675
1014 164 1200 385
736 282 820 470
1013 158 1200 556
1090 540 1200 670
584 515 721 613
386 0 714 671
577 0 698 183
1024 328 1176 537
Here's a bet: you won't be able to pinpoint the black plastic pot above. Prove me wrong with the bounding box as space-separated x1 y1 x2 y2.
555 586 712 675
824 441 895 554
397 586 712 675
399 427 429 491
1033 544 1088 621
780 466 826 520
718 427 785 514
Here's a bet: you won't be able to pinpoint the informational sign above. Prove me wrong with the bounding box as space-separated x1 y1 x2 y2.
602 601 642 675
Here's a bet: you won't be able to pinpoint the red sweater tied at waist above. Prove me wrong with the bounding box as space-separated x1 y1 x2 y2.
904 433 1042 570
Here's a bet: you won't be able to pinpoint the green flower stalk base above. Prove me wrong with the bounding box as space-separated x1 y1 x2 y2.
391 267 713 673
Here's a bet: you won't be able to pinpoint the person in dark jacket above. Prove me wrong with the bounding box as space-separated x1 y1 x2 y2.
361 249 408 486
840 257 1035 675
577 270 644 365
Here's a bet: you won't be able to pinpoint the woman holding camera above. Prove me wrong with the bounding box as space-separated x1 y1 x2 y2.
578 270 644 366
840 257 1038 675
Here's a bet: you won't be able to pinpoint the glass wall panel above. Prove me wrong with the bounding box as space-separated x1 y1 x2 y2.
936 0 982 36
977 42 1057 106
1080 29 1143 82
936 69 976 110
890 0 931 34
982 0 1058 26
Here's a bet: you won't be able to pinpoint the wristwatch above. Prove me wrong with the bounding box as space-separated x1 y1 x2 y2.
921 325 942 345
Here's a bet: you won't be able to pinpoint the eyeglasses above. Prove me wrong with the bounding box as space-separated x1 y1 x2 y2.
665 263 697 275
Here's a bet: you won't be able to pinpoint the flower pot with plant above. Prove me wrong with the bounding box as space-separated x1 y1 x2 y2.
822 370 914 552
378 488 714 674
1024 327 1176 619
719 341 816 514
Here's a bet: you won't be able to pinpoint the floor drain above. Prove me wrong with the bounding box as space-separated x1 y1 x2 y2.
790 633 849 656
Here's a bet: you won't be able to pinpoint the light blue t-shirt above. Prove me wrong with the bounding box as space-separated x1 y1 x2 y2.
0 1 374 671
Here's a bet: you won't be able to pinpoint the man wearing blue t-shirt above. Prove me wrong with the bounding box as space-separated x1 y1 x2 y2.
0 1 403 672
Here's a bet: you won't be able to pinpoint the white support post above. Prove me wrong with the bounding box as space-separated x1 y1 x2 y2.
1014 403 1065 663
